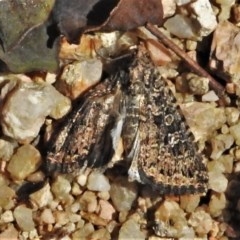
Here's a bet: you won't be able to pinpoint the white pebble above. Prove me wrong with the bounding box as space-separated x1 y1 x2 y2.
41 209 55 224
208 171 228 193
87 171 110 192
1 210 14 223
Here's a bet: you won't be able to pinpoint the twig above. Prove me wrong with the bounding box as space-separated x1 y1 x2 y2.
145 23 226 101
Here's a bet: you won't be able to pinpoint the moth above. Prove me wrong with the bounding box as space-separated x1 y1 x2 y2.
45 44 208 195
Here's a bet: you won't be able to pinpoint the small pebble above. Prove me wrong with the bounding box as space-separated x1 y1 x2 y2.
225 108 240 126
72 222 94 239
7 144 42 180
229 123 240 145
40 208 55 224
13 205 35 231
0 210 14 223
79 191 98 213
97 191 110 200
30 183 53 208
0 139 15 161
87 171 111 192
51 176 71 200
89 228 111 240
57 59 103 99
208 171 228 193
180 194 200 213
54 211 69 226
188 209 213 236
118 219 145 240
0 185 15 209
0 224 18 240
209 193 226 217
98 199 116 220
110 177 138 212
1 82 71 142
202 90 219 102
77 174 88 187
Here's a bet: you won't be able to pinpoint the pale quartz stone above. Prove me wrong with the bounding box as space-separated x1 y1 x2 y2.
181 102 226 142
79 191 98 213
161 0 176 18
97 191 110 201
225 108 240 126
190 0 217 37
40 208 55 224
208 171 228 193
154 200 189 238
210 134 234 160
164 14 198 39
54 211 69 226
87 171 111 192
110 177 138 212
70 202 80 213
186 73 209 95
118 219 146 240
175 0 192 5
77 174 88 187
68 213 81 223
0 173 9 187
98 200 116 220
202 90 219 102
7 144 41 180
0 139 16 161
1 82 71 143
0 224 18 240
210 21 240 84
72 223 94 239
30 183 53 208
51 175 71 200
13 205 35 231
89 228 111 240
0 210 14 223
209 193 226 217
188 209 213 236
180 195 200 213
56 59 102 99
229 123 240 145
0 185 15 209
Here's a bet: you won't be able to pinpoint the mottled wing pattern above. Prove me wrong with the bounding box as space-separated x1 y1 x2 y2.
123 46 208 194
45 75 124 173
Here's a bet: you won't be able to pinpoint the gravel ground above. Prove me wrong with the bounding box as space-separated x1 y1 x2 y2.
1 1 240 239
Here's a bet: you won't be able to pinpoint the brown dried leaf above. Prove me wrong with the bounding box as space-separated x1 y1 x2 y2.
95 0 164 32
51 0 163 43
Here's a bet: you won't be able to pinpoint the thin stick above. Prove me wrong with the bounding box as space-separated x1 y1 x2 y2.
145 23 225 99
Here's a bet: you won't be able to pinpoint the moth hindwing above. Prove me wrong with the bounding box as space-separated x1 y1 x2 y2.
122 45 208 194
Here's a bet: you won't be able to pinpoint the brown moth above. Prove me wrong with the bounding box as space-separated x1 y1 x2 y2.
45 44 208 195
